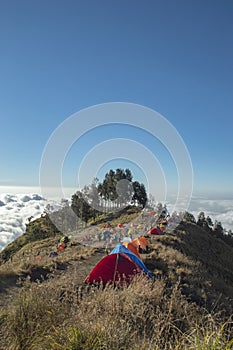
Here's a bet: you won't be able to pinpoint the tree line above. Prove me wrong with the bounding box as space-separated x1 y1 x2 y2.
183 210 233 247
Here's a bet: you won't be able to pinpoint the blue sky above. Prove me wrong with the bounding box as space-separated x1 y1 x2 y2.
1 0 233 199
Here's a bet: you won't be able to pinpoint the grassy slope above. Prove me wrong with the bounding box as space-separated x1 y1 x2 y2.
0 209 233 349
0 212 232 313
145 222 233 313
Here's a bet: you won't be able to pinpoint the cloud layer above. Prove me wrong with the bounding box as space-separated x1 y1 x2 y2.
0 193 49 252
0 193 232 253
189 197 233 231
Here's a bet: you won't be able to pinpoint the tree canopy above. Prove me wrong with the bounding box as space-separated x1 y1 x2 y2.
71 168 148 225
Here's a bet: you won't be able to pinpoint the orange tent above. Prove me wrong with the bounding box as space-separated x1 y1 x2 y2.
122 241 141 259
132 237 149 253
132 238 143 249
138 236 149 250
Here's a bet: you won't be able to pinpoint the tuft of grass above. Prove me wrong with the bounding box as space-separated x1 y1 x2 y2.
177 316 233 350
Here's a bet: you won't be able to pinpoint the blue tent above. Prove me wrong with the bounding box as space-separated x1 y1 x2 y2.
109 244 153 278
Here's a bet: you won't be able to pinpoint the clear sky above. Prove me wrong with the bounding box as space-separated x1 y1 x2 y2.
1 0 233 199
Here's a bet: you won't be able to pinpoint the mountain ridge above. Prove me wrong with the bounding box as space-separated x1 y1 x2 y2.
0 208 233 313
0 207 233 349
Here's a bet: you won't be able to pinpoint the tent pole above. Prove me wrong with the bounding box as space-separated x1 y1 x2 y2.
113 253 119 285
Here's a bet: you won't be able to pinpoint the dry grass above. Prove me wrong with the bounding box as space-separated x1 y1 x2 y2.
145 225 233 315
0 275 232 350
1 218 233 349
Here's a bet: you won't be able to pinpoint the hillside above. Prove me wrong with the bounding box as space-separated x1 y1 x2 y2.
0 209 233 349
145 222 233 313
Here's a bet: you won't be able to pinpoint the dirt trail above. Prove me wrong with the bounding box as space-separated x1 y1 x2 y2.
0 247 106 310
0 274 22 310
49 248 106 285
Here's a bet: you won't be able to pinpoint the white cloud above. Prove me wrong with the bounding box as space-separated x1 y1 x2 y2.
187 197 233 231
0 193 50 252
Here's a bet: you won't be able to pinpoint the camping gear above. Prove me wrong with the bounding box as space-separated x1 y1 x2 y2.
110 244 153 278
84 253 142 286
49 251 58 257
147 227 163 235
56 242 67 252
131 237 149 253
84 244 153 286
102 230 111 239
121 236 132 243
60 236 69 244
138 236 149 248
138 236 149 252
122 241 141 258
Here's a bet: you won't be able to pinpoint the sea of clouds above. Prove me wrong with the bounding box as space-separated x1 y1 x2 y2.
166 195 233 231
0 193 51 252
189 197 233 231
0 192 232 252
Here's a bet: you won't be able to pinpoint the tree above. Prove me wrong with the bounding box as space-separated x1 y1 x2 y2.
197 212 205 227
97 168 143 209
98 181 108 211
100 169 117 206
125 168 133 182
132 181 147 208
183 211 196 223
71 190 92 227
206 216 213 228
147 194 156 210
83 179 101 222
197 212 213 232
213 220 224 237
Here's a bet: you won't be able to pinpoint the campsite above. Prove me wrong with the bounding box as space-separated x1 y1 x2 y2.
0 205 232 350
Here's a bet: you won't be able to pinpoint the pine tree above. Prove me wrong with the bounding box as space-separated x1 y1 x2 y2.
132 181 147 208
213 220 224 237
183 211 196 223
206 216 213 228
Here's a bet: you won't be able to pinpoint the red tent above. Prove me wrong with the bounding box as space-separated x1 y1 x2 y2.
147 227 163 235
84 253 142 286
